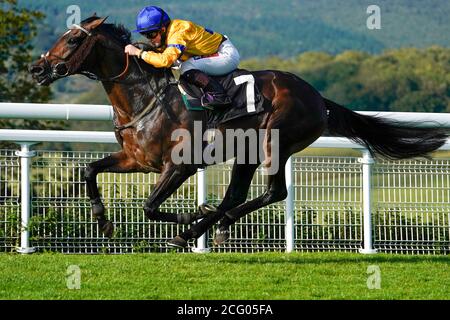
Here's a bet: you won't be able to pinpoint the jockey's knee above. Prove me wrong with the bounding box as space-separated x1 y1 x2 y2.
182 69 209 87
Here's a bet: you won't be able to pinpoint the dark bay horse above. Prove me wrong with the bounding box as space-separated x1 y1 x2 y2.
30 16 448 248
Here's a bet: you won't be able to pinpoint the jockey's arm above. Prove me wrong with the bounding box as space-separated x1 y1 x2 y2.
139 21 192 68
124 20 193 68
140 46 183 68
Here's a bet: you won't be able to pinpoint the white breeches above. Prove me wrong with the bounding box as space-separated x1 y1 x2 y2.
180 37 240 76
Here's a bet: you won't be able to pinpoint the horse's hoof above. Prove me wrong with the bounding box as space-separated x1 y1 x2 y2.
214 228 230 245
100 220 114 238
199 203 219 215
167 236 188 249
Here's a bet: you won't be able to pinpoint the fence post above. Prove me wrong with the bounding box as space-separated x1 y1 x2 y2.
358 150 377 254
15 143 36 254
192 168 210 253
285 157 295 252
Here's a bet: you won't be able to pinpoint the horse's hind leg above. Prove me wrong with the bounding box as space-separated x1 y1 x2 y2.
214 156 289 245
85 151 139 238
214 108 326 243
168 161 259 247
217 162 260 211
172 158 289 247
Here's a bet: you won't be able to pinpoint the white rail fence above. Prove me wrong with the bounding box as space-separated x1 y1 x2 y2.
1 103 449 254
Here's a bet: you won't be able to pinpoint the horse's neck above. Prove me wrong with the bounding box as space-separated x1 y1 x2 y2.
101 59 171 123
101 80 132 122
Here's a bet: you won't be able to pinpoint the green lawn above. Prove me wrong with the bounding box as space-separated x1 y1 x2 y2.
0 252 448 300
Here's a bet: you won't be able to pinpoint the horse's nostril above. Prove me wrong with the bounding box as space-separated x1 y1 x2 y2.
54 63 69 76
29 65 45 76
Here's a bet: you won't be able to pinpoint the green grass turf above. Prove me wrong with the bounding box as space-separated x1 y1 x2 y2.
0 252 448 300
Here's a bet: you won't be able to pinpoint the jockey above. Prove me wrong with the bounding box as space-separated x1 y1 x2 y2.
124 6 240 109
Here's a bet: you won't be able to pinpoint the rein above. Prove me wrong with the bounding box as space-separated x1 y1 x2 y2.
79 26 179 127
80 53 130 82
111 48 179 131
114 78 177 131
42 23 131 82
46 23 179 130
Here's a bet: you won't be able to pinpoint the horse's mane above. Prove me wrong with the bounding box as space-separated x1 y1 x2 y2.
81 16 132 45
78 16 168 82
103 23 132 45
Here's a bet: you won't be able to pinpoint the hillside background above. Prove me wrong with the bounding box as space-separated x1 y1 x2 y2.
13 0 450 133
23 0 450 57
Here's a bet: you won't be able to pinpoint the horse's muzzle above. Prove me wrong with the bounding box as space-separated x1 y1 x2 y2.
29 65 45 76
29 61 68 86
29 63 51 86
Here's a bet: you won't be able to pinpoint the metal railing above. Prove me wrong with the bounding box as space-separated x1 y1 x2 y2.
1 103 449 254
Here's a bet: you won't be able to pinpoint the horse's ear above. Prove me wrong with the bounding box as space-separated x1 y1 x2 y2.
89 16 108 30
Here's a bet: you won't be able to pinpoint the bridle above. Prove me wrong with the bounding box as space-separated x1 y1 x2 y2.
41 22 179 128
40 23 131 82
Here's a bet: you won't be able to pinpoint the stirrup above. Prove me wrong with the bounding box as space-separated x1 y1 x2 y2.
201 92 231 109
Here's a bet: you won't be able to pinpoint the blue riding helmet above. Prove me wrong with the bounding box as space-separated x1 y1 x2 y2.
132 6 171 33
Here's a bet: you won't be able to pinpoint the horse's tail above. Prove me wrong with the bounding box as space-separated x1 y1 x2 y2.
324 98 448 159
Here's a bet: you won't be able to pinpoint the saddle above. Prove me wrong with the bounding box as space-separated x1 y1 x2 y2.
173 68 265 125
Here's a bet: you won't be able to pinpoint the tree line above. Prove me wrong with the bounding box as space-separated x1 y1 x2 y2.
242 47 450 113
25 0 450 58
1 0 449 139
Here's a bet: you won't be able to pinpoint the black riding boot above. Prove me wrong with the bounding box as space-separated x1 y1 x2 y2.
183 69 231 110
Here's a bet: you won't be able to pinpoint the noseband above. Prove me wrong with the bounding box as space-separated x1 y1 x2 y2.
41 24 130 82
40 22 179 127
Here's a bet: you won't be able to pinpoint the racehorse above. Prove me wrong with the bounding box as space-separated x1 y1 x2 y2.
29 16 448 248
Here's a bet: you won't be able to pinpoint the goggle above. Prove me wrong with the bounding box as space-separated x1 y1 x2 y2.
141 30 160 39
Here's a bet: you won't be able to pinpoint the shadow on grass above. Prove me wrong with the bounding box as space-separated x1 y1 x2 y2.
1 251 448 267
202 253 450 266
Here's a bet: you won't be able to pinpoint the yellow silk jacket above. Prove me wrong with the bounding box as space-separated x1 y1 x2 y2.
141 19 224 68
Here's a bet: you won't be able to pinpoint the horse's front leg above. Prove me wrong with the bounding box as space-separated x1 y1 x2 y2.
84 151 138 237
144 163 199 226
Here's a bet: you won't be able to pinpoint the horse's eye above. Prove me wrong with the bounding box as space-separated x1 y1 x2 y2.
68 37 80 45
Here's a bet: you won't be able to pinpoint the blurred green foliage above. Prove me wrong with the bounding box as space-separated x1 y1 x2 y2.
242 47 450 112
1 1 449 153
60 47 450 114
0 0 65 148
21 0 450 58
